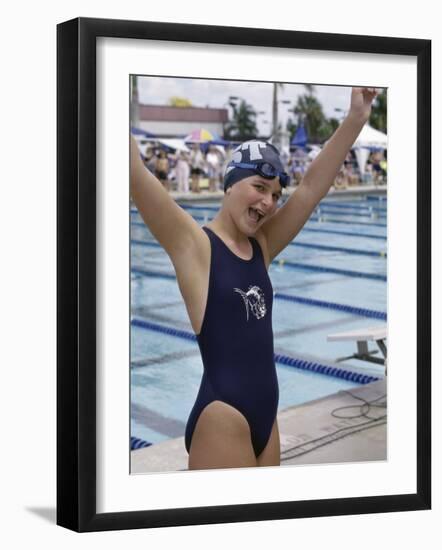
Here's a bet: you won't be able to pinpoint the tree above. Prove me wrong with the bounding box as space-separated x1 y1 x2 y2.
291 84 342 143
224 99 258 141
369 89 387 133
286 117 297 138
293 95 328 142
169 96 193 107
327 117 340 134
286 84 340 144
303 84 315 96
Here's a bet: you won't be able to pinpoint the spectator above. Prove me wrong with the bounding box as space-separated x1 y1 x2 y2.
175 151 190 193
380 156 387 183
190 144 205 193
155 150 170 191
206 146 222 192
371 150 385 186
144 147 157 173
334 165 349 189
289 148 311 186
344 152 360 186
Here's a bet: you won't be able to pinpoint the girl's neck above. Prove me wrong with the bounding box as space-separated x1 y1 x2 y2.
207 209 249 247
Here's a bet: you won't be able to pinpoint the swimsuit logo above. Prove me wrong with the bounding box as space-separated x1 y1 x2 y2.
234 285 267 321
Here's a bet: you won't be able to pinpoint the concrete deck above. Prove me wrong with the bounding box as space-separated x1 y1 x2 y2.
169 184 386 203
131 378 386 473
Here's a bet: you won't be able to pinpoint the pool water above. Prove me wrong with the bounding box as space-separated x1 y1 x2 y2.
130 193 387 445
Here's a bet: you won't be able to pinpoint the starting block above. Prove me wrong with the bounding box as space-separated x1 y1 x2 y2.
327 325 387 374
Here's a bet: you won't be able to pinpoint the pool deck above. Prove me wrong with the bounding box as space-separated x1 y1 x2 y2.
131 377 386 474
169 184 386 203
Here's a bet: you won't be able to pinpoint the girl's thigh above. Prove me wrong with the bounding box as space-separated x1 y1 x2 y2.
188 400 257 470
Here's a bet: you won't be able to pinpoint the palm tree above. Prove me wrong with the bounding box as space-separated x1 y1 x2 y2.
224 99 258 141
369 89 387 133
304 84 315 96
293 86 332 143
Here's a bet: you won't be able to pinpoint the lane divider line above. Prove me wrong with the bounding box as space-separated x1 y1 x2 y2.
131 266 387 316
131 240 387 280
131 317 380 385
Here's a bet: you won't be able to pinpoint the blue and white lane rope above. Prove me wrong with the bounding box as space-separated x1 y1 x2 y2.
130 436 152 450
170 206 388 227
131 235 387 258
291 241 386 258
131 318 380 385
132 219 386 243
309 216 386 227
298 227 386 241
130 239 387 279
132 219 387 241
274 293 386 321
319 201 387 212
131 266 387 320
314 207 387 219
273 260 386 281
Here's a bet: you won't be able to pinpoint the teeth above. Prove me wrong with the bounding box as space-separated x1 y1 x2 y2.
249 208 261 222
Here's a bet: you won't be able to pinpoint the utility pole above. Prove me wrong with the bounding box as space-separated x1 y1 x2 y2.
272 83 279 147
131 75 140 128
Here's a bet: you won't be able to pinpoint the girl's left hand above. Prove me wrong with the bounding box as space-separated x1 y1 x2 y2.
349 87 379 123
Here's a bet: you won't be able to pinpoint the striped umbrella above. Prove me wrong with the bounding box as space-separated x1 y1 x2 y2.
184 128 219 143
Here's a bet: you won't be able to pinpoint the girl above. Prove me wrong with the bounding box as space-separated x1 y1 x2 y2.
154 149 170 191
130 87 377 470
175 150 190 193
189 144 205 193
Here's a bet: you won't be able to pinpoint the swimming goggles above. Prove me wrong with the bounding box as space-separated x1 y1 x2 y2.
231 162 289 187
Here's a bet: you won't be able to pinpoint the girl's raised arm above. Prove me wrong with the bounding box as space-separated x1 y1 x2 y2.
262 87 378 261
130 136 205 262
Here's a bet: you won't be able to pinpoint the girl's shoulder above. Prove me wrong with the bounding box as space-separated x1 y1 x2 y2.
253 229 272 269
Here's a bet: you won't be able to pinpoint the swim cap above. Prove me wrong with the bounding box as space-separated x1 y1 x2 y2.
224 140 287 191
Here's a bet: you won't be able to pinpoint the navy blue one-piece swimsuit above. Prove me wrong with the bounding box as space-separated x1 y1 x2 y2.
185 227 279 458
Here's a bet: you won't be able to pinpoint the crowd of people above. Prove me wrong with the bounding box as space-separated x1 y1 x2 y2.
142 143 228 193
140 141 387 193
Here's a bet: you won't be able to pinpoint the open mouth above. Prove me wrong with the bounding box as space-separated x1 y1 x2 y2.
248 207 264 223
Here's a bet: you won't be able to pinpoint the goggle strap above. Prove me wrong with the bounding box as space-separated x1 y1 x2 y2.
232 162 288 186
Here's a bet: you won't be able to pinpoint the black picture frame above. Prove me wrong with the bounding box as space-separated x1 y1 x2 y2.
57 17 431 532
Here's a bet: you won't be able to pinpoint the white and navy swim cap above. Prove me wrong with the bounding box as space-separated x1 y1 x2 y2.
224 140 288 191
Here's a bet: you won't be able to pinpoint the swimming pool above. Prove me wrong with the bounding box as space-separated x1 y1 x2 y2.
130 192 387 446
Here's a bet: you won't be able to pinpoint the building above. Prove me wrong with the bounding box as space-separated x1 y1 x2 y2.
137 104 228 138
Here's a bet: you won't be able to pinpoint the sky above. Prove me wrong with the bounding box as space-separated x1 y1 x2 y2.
136 76 352 135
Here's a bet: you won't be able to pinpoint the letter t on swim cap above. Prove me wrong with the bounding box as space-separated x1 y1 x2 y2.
241 141 267 160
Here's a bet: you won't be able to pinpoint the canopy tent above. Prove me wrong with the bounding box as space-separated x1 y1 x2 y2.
136 137 189 155
131 127 157 156
156 138 189 153
290 125 308 148
353 124 388 148
205 137 231 147
307 145 321 160
352 124 387 175
184 128 231 150
131 127 156 138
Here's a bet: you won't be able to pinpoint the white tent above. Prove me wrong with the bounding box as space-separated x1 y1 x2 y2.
134 136 190 157
352 124 387 175
157 138 189 152
354 124 388 149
